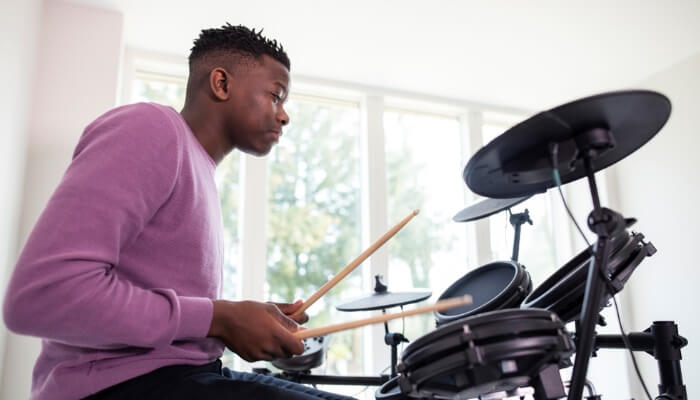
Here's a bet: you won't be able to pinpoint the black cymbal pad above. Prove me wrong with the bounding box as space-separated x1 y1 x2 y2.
464 90 671 198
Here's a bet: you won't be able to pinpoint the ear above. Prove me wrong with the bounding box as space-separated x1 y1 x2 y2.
209 67 230 101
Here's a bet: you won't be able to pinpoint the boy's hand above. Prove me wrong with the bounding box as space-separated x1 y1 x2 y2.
207 300 304 361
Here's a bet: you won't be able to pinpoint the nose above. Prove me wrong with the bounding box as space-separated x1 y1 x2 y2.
278 107 289 126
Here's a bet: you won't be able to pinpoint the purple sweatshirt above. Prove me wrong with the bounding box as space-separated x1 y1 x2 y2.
3 103 225 400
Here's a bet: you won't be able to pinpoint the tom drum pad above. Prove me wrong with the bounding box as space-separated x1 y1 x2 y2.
435 261 532 326
521 228 656 322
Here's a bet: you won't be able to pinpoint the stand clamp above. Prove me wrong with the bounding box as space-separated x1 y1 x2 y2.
385 332 409 377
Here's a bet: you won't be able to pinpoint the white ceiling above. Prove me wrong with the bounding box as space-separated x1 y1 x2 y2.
67 0 700 110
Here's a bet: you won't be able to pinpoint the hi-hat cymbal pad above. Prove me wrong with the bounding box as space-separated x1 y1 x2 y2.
453 195 532 222
336 291 432 312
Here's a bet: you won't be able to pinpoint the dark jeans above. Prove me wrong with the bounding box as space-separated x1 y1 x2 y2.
84 360 357 400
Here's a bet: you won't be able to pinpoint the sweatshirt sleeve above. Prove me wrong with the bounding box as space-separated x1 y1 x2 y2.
3 103 213 349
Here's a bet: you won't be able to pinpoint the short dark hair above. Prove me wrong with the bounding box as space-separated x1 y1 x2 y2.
189 23 290 70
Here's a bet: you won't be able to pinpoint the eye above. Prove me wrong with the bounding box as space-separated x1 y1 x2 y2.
271 93 282 104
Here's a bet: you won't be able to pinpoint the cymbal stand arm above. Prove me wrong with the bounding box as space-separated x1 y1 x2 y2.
509 208 532 262
382 308 408 378
382 310 389 335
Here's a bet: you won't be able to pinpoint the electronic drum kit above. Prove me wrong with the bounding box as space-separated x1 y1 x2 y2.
260 90 688 400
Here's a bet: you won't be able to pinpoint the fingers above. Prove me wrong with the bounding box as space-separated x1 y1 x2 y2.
268 304 301 332
271 299 301 313
260 351 278 361
279 348 294 359
259 346 296 361
290 309 309 325
259 303 304 356
270 300 309 324
277 331 305 356
259 341 300 360
270 319 304 355
237 338 296 361
221 300 305 362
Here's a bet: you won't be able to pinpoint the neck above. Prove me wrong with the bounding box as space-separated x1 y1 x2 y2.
180 102 233 165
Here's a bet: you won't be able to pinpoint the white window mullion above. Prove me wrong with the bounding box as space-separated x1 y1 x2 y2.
360 94 390 376
466 110 493 266
459 112 479 268
238 153 268 302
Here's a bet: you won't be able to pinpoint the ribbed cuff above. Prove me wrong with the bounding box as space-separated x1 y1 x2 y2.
175 296 213 340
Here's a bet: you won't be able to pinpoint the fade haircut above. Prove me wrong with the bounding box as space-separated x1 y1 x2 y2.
189 23 290 71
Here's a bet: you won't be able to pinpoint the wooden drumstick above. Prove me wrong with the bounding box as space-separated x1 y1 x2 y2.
291 210 420 319
293 295 472 340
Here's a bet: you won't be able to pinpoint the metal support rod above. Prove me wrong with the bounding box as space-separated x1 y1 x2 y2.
594 333 655 350
381 310 395 376
383 310 389 335
652 322 687 400
512 222 522 262
390 335 398 377
585 155 602 211
509 209 532 262
568 154 612 400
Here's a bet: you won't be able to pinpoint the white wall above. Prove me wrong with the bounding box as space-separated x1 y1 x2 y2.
0 0 43 389
0 1 123 398
607 53 700 399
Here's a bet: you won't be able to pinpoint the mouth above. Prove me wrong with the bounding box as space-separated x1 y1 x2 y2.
267 131 282 142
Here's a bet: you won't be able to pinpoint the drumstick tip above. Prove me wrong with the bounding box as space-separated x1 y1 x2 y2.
412 209 420 216
445 295 473 308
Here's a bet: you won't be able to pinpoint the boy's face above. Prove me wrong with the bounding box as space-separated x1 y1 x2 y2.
224 55 290 156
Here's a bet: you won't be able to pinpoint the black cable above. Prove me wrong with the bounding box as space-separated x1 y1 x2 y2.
562 204 653 400
609 294 654 400
350 309 408 397
549 142 591 249
351 364 392 398
587 227 654 399
555 183 592 249
400 306 406 354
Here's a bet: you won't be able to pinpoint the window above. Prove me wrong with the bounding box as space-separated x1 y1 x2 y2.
383 108 473 339
130 70 186 110
266 95 365 381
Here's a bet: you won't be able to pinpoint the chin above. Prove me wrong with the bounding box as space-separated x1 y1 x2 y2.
239 145 273 157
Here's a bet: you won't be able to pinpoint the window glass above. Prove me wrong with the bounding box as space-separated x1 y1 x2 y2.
266 95 365 391
131 71 186 109
384 109 473 341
